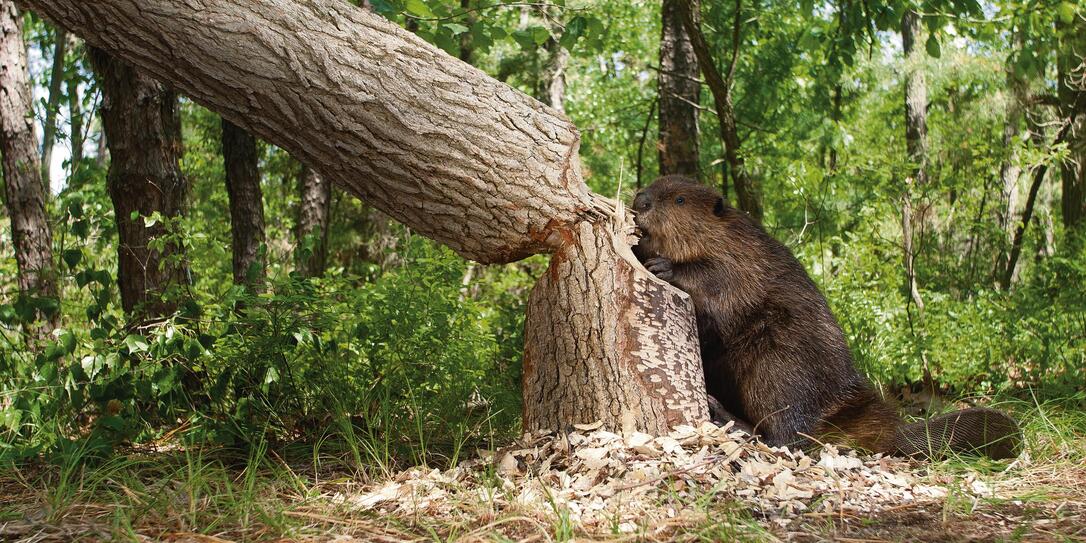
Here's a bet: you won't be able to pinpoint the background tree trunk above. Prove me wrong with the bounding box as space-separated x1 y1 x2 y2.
40 27 66 188
458 0 474 64
28 0 710 435
998 67 1025 249
1 0 58 336
658 0 699 178
222 119 266 291
538 7 569 113
1057 16 1085 235
89 48 189 319
67 33 83 170
679 0 761 221
295 163 331 278
901 9 928 316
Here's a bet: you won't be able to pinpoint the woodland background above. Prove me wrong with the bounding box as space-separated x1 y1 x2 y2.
0 0 1085 538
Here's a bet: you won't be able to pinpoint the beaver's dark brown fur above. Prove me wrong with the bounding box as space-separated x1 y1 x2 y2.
632 175 1020 459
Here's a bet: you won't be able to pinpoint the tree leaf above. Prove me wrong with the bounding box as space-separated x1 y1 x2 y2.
925 35 941 58
63 249 82 269
404 0 432 18
443 23 469 35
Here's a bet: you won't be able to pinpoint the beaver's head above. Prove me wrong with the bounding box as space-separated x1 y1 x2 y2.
632 175 732 263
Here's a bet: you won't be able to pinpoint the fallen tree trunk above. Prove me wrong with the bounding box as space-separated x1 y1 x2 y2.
20 0 709 433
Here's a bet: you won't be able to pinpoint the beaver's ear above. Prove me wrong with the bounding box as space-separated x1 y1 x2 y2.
714 197 726 217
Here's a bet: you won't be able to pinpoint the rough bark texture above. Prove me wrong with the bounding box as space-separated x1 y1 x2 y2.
295 163 331 278
67 33 83 168
458 0 473 64
222 119 266 290
89 48 189 318
658 0 699 178
1057 17 1085 233
998 68 1025 243
679 0 761 221
1 0 58 334
538 7 569 114
40 27 66 187
901 9 927 316
21 0 600 264
523 220 709 434
28 0 711 435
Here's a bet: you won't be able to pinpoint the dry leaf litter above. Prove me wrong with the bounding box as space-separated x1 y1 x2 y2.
334 420 993 533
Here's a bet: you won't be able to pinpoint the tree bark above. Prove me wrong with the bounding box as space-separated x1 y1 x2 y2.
40 26 66 188
67 33 83 169
458 0 473 64
658 0 699 178
295 163 331 278
222 119 266 290
27 0 710 435
538 8 569 113
89 48 189 319
523 220 708 434
1 0 58 336
678 0 761 221
22 0 596 264
901 9 927 316
1057 16 1085 234
998 67 1025 246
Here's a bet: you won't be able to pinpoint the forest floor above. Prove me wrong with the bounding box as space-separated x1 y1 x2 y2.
1 405 1084 542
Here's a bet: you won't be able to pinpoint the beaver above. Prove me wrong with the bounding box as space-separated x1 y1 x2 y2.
632 175 1021 459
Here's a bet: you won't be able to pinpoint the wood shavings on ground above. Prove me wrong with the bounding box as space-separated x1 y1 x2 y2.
335 421 957 533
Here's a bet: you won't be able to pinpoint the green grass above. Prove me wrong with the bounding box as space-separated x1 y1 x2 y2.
0 394 1082 542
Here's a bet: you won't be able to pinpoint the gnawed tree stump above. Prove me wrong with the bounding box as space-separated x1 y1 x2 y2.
20 0 709 434
524 218 708 434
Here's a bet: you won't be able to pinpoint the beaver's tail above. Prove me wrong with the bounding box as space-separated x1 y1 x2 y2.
891 407 1022 460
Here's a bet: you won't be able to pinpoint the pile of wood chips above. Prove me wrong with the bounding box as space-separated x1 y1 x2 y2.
338 421 976 533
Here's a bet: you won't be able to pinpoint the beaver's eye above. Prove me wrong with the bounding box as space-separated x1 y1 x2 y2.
675 196 685 205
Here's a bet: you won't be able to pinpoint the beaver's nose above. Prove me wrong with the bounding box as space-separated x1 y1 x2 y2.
633 193 652 212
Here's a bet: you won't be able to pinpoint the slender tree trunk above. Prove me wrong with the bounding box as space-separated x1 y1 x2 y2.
67 33 83 168
1001 161 1048 290
828 83 841 172
538 8 569 113
901 9 927 316
88 48 189 319
1 0 58 335
458 0 473 64
295 163 331 278
679 0 761 220
222 119 266 290
30 0 709 434
636 97 658 189
1057 17 1086 234
40 27 66 188
94 116 106 168
998 69 1025 245
658 0 699 178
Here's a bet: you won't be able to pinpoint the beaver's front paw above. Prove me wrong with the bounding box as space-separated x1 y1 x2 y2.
644 256 674 282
